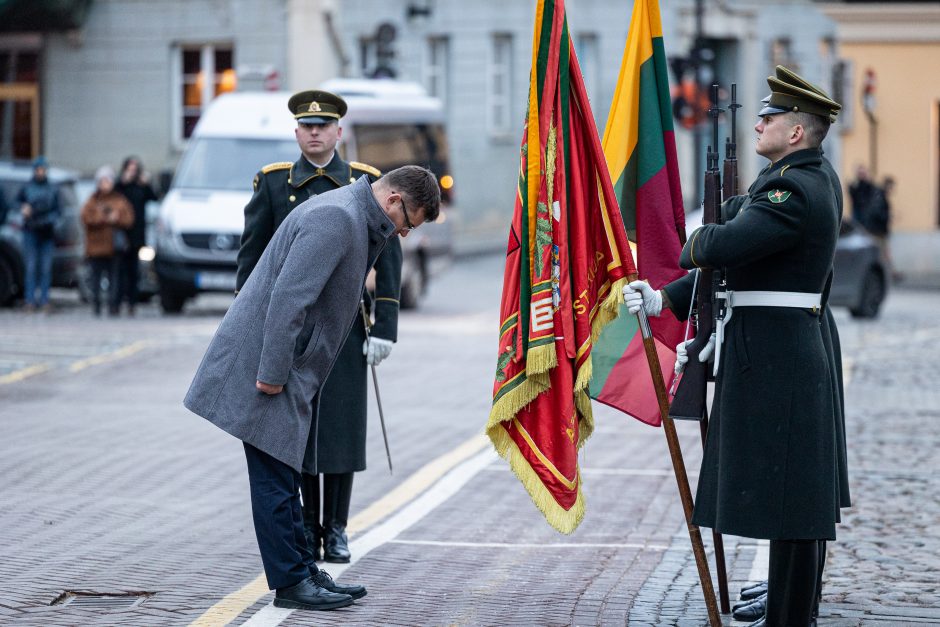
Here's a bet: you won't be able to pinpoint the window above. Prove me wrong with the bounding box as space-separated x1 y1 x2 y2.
175 44 236 142
488 34 513 137
425 36 450 108
575 33 599 103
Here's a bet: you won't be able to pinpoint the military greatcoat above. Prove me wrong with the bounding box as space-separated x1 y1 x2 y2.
235 152 402 475
664 147 841 541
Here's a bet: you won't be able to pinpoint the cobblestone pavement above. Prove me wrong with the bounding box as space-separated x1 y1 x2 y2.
0 257 937 626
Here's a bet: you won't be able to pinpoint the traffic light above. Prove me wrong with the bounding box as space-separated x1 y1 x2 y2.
669 56 710 130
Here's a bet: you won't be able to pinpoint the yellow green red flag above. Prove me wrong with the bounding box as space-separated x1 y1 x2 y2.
487 0 637 534
589 0 687 426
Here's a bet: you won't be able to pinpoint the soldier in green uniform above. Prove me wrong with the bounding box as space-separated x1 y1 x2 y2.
626 67 843 627
236 89 403 565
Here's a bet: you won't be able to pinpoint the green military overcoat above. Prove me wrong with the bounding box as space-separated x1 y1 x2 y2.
235 152 402 474
664 147 842 540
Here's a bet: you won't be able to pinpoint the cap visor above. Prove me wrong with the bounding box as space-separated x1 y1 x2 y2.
758 104 789 116
297 115 337 125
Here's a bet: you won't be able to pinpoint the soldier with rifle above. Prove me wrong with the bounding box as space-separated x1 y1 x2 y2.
624 66 843 626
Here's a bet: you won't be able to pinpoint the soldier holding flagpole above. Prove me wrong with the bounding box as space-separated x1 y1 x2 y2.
626 66 844 626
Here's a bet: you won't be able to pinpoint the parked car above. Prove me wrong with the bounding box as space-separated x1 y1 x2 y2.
829 218 887 319
0 160 83 306
154 79 454 314
684 209 887 319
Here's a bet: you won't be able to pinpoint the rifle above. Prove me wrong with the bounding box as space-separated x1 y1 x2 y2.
714 84 740 375
669 84 722 421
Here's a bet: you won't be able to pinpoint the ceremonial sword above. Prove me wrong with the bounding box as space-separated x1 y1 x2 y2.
360 301 394 474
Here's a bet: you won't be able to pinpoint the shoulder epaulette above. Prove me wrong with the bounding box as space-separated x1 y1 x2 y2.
350 161 382 178
261 162 293 174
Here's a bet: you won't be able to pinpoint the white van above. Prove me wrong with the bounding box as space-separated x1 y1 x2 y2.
154 79 454 313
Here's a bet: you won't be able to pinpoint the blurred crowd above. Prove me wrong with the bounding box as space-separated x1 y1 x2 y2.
7 155 156 315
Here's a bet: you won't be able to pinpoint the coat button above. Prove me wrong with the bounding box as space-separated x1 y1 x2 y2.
289 195 296 202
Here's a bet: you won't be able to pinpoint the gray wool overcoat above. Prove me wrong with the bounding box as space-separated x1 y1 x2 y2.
184 177 396 472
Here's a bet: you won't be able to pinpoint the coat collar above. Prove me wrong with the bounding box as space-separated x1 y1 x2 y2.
350 176 396 240
289 152 349 189
767 147 823 175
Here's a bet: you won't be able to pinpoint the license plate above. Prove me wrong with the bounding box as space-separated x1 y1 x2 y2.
195 272 236 290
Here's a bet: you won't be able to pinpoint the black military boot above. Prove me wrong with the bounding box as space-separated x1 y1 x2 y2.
300 473 323 561
764 539 819 626
322 473 354 563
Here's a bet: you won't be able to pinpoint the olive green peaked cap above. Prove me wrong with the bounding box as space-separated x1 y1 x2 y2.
288 89 347 124
759 65 841 122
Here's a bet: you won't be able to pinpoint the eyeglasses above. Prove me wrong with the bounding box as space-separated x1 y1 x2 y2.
397 192 418 232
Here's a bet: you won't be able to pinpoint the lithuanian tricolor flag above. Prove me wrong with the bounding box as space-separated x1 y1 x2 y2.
487 0 637 534
589 0 687 426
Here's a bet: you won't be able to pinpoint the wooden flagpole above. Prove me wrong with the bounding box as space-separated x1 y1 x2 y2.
636 307 721 627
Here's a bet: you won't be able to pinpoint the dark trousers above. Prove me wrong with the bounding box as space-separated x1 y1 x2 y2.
88 257 120 314
765 539 821 626
300 472 354 531
117 248 140 307
243 442 320 590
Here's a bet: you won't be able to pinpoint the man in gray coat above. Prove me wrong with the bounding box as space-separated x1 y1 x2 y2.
185 165 440 611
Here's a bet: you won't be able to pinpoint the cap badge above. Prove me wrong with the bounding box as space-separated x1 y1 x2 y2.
308 102 322 112
768 189 791 204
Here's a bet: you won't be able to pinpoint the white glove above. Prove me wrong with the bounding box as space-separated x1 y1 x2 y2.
699 332 717 363
623 280 662 317
674 332 717 375
675 340 691 375
363 336 394 366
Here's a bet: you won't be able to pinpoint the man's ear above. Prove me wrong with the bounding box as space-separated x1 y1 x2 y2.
790 124 804 144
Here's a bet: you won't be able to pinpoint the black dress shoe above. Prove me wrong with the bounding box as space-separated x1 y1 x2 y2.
323 524 351 563
741 580 768 600
733 592 766 612
312 569 367 600
273 576 353 611
732 595 767 621
741 579 768 593
303 526 323 562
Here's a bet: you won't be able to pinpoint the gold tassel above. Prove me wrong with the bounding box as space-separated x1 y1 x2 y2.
486 424 585 534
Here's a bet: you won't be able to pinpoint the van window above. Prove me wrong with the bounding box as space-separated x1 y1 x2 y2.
174 137 298 191
351 124 450 181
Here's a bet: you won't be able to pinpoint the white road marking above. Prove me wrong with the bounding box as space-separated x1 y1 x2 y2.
240 447 497 626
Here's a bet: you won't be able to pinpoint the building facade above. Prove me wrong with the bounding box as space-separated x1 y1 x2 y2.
820 2 940 279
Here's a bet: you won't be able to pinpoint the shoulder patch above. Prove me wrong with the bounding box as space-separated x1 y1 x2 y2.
768 189 792 203
350 161 381 178
261 161 293 174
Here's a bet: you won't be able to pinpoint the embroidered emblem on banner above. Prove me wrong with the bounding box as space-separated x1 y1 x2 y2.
768 189 791 203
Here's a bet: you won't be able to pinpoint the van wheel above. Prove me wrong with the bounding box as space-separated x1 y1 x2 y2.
0 256 16 307
160 288 186 314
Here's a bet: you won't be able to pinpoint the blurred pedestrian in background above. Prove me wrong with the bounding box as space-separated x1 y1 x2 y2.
848 164 876 229
80 165 134 316
868 175 900 282
16 156 60 313
115 156 157 315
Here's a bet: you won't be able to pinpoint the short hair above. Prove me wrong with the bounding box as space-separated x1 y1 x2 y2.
789 111 830 147
382 165 441 222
